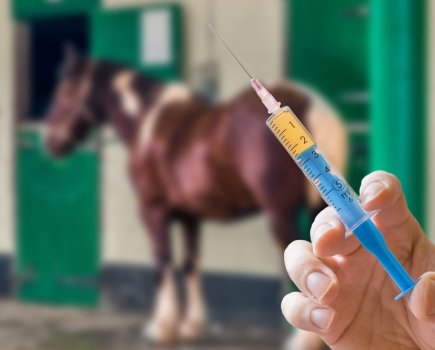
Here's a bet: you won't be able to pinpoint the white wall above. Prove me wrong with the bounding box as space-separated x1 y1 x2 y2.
102 0 285 276
213 0 285 100
0 0 15 255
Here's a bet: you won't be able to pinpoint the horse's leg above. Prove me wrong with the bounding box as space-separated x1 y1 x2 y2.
178 215 206 342
141 206 180 345
267 207 328 350
267 209 300 253
268 206 331 350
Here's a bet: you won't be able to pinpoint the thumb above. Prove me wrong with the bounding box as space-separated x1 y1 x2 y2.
408 272 435 322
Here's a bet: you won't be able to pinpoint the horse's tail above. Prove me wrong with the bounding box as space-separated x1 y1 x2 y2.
274 81 349 213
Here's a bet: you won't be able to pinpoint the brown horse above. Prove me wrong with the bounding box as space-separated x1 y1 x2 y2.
44 48 347 345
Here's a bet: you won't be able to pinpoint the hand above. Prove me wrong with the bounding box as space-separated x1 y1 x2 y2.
282 171 435 349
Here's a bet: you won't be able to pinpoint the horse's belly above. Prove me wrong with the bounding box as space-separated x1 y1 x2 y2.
169 145 256 218
177 186 257 219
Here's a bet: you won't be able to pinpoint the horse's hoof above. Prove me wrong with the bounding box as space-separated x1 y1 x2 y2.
141 319 179 347
179 319 205 343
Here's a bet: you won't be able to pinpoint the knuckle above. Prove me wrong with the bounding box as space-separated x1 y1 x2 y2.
361 170 387 187
384 173 402 192
284 242 294 262
285 247 312 281
291 263 311 283
360 171 403 204
285 240 309 260
312 207 335 227
364 170 401 191
281 293 304 326
289 313 305 329
311 211 341 240
284 241 316 286
378 174 403 208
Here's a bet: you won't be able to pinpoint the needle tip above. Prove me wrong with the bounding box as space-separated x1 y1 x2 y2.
208 25 253 80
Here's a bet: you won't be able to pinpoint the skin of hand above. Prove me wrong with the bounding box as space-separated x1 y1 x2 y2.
281 171 435 350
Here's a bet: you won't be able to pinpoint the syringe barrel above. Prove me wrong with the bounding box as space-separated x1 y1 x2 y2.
266 106 368 230
266 106 416 298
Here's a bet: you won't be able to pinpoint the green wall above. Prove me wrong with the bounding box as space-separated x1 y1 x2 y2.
288 0 427 226
370 0 427 226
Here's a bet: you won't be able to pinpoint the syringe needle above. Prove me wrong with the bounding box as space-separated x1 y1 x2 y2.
208 24 253 80
209 24 281 114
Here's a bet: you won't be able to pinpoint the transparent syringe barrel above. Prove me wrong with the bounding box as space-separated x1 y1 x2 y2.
296 145 371 230
266 107 370 230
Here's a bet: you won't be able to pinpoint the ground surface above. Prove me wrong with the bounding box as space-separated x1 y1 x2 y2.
0 301 284 350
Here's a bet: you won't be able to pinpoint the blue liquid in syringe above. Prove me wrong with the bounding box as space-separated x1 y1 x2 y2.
296 145 366 228
297 145 416 299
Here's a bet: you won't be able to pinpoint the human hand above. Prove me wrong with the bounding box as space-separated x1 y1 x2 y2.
282 171 435 349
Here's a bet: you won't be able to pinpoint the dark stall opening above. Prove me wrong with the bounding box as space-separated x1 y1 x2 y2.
18 15 89 120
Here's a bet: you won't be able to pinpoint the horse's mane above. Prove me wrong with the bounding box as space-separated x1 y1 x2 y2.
93 59 163 91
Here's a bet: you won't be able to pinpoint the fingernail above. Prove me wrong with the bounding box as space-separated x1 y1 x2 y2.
307 271 333 300
313 223 333 241
311 308 334 329
361 180 386 204
426 279 435 316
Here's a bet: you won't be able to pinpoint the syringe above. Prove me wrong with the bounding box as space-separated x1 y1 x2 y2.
210 25 417 300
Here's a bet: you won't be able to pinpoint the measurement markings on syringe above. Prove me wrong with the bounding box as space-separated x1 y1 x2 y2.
267 110 315 157
290 144 299 156
320 184 335 195
302 160 311 172
311 172 322 182
306 168 315 179
280 134 293 150
325 193 342 212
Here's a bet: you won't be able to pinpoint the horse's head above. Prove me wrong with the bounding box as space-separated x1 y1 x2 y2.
44 46 100 157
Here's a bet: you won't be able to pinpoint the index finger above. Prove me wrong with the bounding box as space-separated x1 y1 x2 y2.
359 171 411 231
311 207 360 257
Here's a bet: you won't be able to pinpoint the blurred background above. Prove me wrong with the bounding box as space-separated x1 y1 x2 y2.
0 0 434 349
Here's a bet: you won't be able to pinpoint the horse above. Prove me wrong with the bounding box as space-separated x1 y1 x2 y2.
44 47 347 345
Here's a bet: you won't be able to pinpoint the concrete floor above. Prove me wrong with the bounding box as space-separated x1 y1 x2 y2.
0 301 284 350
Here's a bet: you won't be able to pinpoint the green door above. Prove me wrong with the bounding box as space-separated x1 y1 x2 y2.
13 0 99 19
91 4 184 81
16 129 100 307
287 0 369 189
